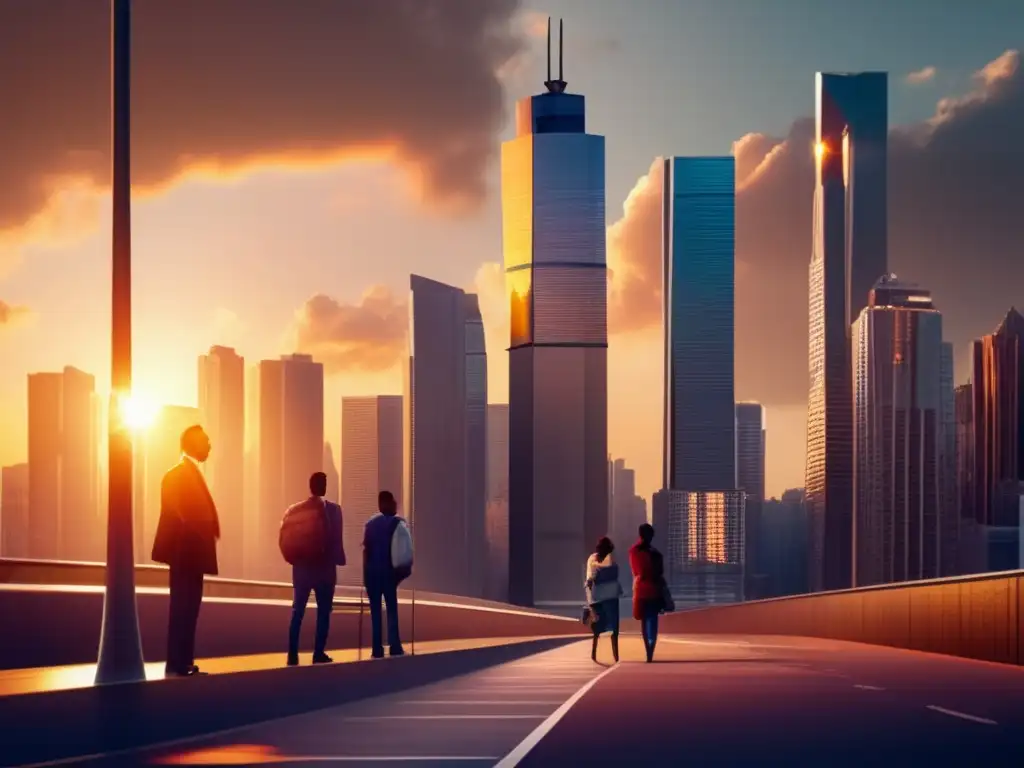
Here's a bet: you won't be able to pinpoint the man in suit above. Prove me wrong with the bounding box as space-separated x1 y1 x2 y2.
286 471 345 666
152 424 220 678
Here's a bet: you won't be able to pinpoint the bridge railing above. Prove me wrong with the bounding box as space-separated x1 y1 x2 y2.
661 568 1024 666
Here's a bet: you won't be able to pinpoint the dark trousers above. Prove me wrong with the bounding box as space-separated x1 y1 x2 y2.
289 580 336 658
641 601 660 660
365 578 402 655
166 567 204 673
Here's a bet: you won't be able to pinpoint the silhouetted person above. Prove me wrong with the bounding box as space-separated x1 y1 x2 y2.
363 490 413 658
152 425 219 677
630 523 664 663
585 536 622 663
284 472 345 666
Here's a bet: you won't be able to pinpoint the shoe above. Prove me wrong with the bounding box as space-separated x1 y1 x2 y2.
389 647 406 657
312 653 333 664
287 655 299 667
371 648 385 659
166 667 206 678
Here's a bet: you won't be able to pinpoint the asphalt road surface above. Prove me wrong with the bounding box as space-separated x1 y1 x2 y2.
53 634 1024 767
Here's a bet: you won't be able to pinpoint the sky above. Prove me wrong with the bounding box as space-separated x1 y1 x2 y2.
0 0 1022 503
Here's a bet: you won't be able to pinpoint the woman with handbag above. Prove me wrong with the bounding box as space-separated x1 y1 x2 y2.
585 536 623 662
629 523 665 663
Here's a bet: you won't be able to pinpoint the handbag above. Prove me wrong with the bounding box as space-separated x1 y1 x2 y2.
580 605 594 626
660 580 675 613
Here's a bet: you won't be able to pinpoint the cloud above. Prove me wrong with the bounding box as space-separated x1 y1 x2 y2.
0 0 524 253
291 287 408 374
608 49 1024 406
906 66 937 85
0 300 32 329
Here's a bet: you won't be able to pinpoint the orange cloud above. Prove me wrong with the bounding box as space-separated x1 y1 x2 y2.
906 66 937 85
607 49 1024 407
0 300 32 329
0 1 524 253
291 286 407 374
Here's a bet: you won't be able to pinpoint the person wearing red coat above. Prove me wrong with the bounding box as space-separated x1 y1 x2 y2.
629 523 664 663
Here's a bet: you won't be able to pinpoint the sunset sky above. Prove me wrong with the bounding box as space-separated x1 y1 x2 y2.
0 0 1022 503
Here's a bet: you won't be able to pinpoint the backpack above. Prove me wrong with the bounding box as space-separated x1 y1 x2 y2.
279 499 328 566
388 515 413 583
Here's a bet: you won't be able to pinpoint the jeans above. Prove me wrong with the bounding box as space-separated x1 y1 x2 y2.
166 567 204 673
289 580 336 658
366 578 402 655
641 601 660 659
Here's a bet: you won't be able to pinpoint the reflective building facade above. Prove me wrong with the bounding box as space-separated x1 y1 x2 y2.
486 404 510 601
736 402 766 598
806 71 888 592
502 62 608 607
405 276 488 598
852 276 944 586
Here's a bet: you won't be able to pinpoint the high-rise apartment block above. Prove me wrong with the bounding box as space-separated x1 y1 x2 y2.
852 276 945 586
198 345 245 577
656 155 744 605
405 276 488 598
806 71 888 592
341 395 403 587
502 25 608 607
735 403 766 598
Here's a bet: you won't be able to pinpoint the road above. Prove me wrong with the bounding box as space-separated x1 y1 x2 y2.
50 634 1024 767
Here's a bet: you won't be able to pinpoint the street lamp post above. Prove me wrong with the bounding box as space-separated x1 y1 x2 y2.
95 0 145 685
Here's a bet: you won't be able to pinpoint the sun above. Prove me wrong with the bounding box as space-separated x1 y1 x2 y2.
119 393 159 431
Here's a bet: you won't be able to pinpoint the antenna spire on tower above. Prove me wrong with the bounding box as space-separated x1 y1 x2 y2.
543 16 568 93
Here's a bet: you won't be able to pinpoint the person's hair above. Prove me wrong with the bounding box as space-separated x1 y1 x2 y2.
309 472 327 496
595 536 614 561
179 424 206 454
378 490 396 513
638 523 654 545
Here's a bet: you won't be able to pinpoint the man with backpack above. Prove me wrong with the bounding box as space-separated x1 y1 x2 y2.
363 490 413 658
281 472 345 666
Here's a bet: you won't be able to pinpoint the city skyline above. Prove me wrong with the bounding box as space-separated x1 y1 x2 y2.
2 5 1022 507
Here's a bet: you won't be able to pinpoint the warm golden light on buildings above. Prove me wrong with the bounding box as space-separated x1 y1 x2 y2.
119 392 159 431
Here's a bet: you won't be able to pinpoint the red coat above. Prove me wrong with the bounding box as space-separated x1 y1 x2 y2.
629 541 662 620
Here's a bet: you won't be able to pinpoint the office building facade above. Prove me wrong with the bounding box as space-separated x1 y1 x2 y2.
852 276 943 586
609 457 647 595
806 71 888 592
198 345 245 577
341 395 403 587
502 40 608 607
405 276 488 598
736 402 766 598
1 463 29 558
486 404 510 602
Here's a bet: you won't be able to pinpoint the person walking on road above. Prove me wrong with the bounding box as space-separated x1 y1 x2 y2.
281 471 346 666
585 536 622 663
152 425 220 678
630 523 665 663
363 490 413 659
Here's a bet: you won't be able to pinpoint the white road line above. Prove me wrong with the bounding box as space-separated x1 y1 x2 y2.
853 684 884 691
494 663 619 768
343 715 544 721
926 705 998 725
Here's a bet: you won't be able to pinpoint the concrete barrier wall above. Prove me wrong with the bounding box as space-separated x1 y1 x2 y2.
0 560 583 670
660 570 1024 665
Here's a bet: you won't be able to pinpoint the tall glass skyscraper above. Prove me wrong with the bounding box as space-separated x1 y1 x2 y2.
806 71 888 593
502 21 608 607
654 156 743 605
852 275 943 586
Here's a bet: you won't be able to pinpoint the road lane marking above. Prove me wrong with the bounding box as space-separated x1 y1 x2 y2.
926 705 998 725
342 715 544 721
853 684 884 691
494 663 619 768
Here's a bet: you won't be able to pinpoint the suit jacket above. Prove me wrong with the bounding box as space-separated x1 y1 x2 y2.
289 496 346 588
152 458 220 575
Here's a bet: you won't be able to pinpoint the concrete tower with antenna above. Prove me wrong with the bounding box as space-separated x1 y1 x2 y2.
501 17 609 608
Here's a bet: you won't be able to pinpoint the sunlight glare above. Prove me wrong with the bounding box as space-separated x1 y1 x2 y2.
120 393 159 430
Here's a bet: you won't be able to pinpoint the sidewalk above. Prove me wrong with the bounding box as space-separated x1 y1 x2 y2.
0 636 565 698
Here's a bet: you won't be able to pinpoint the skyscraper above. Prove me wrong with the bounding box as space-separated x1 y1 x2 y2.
502 20 608 607
27 366 100 561
852 275 943 586
609 457 647 594
405 276 487 598
341 395 403 588
258 353 324 581
655 155 744 605
486 404 510 602
735 402 766 598
323 442 340 503
1 464 29 558
967 308 1024 529
806 71 888 593
198 345 245 577
939 341 959 576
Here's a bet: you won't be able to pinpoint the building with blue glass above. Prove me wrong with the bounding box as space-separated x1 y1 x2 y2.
502 20 608 607
655 156 743 605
